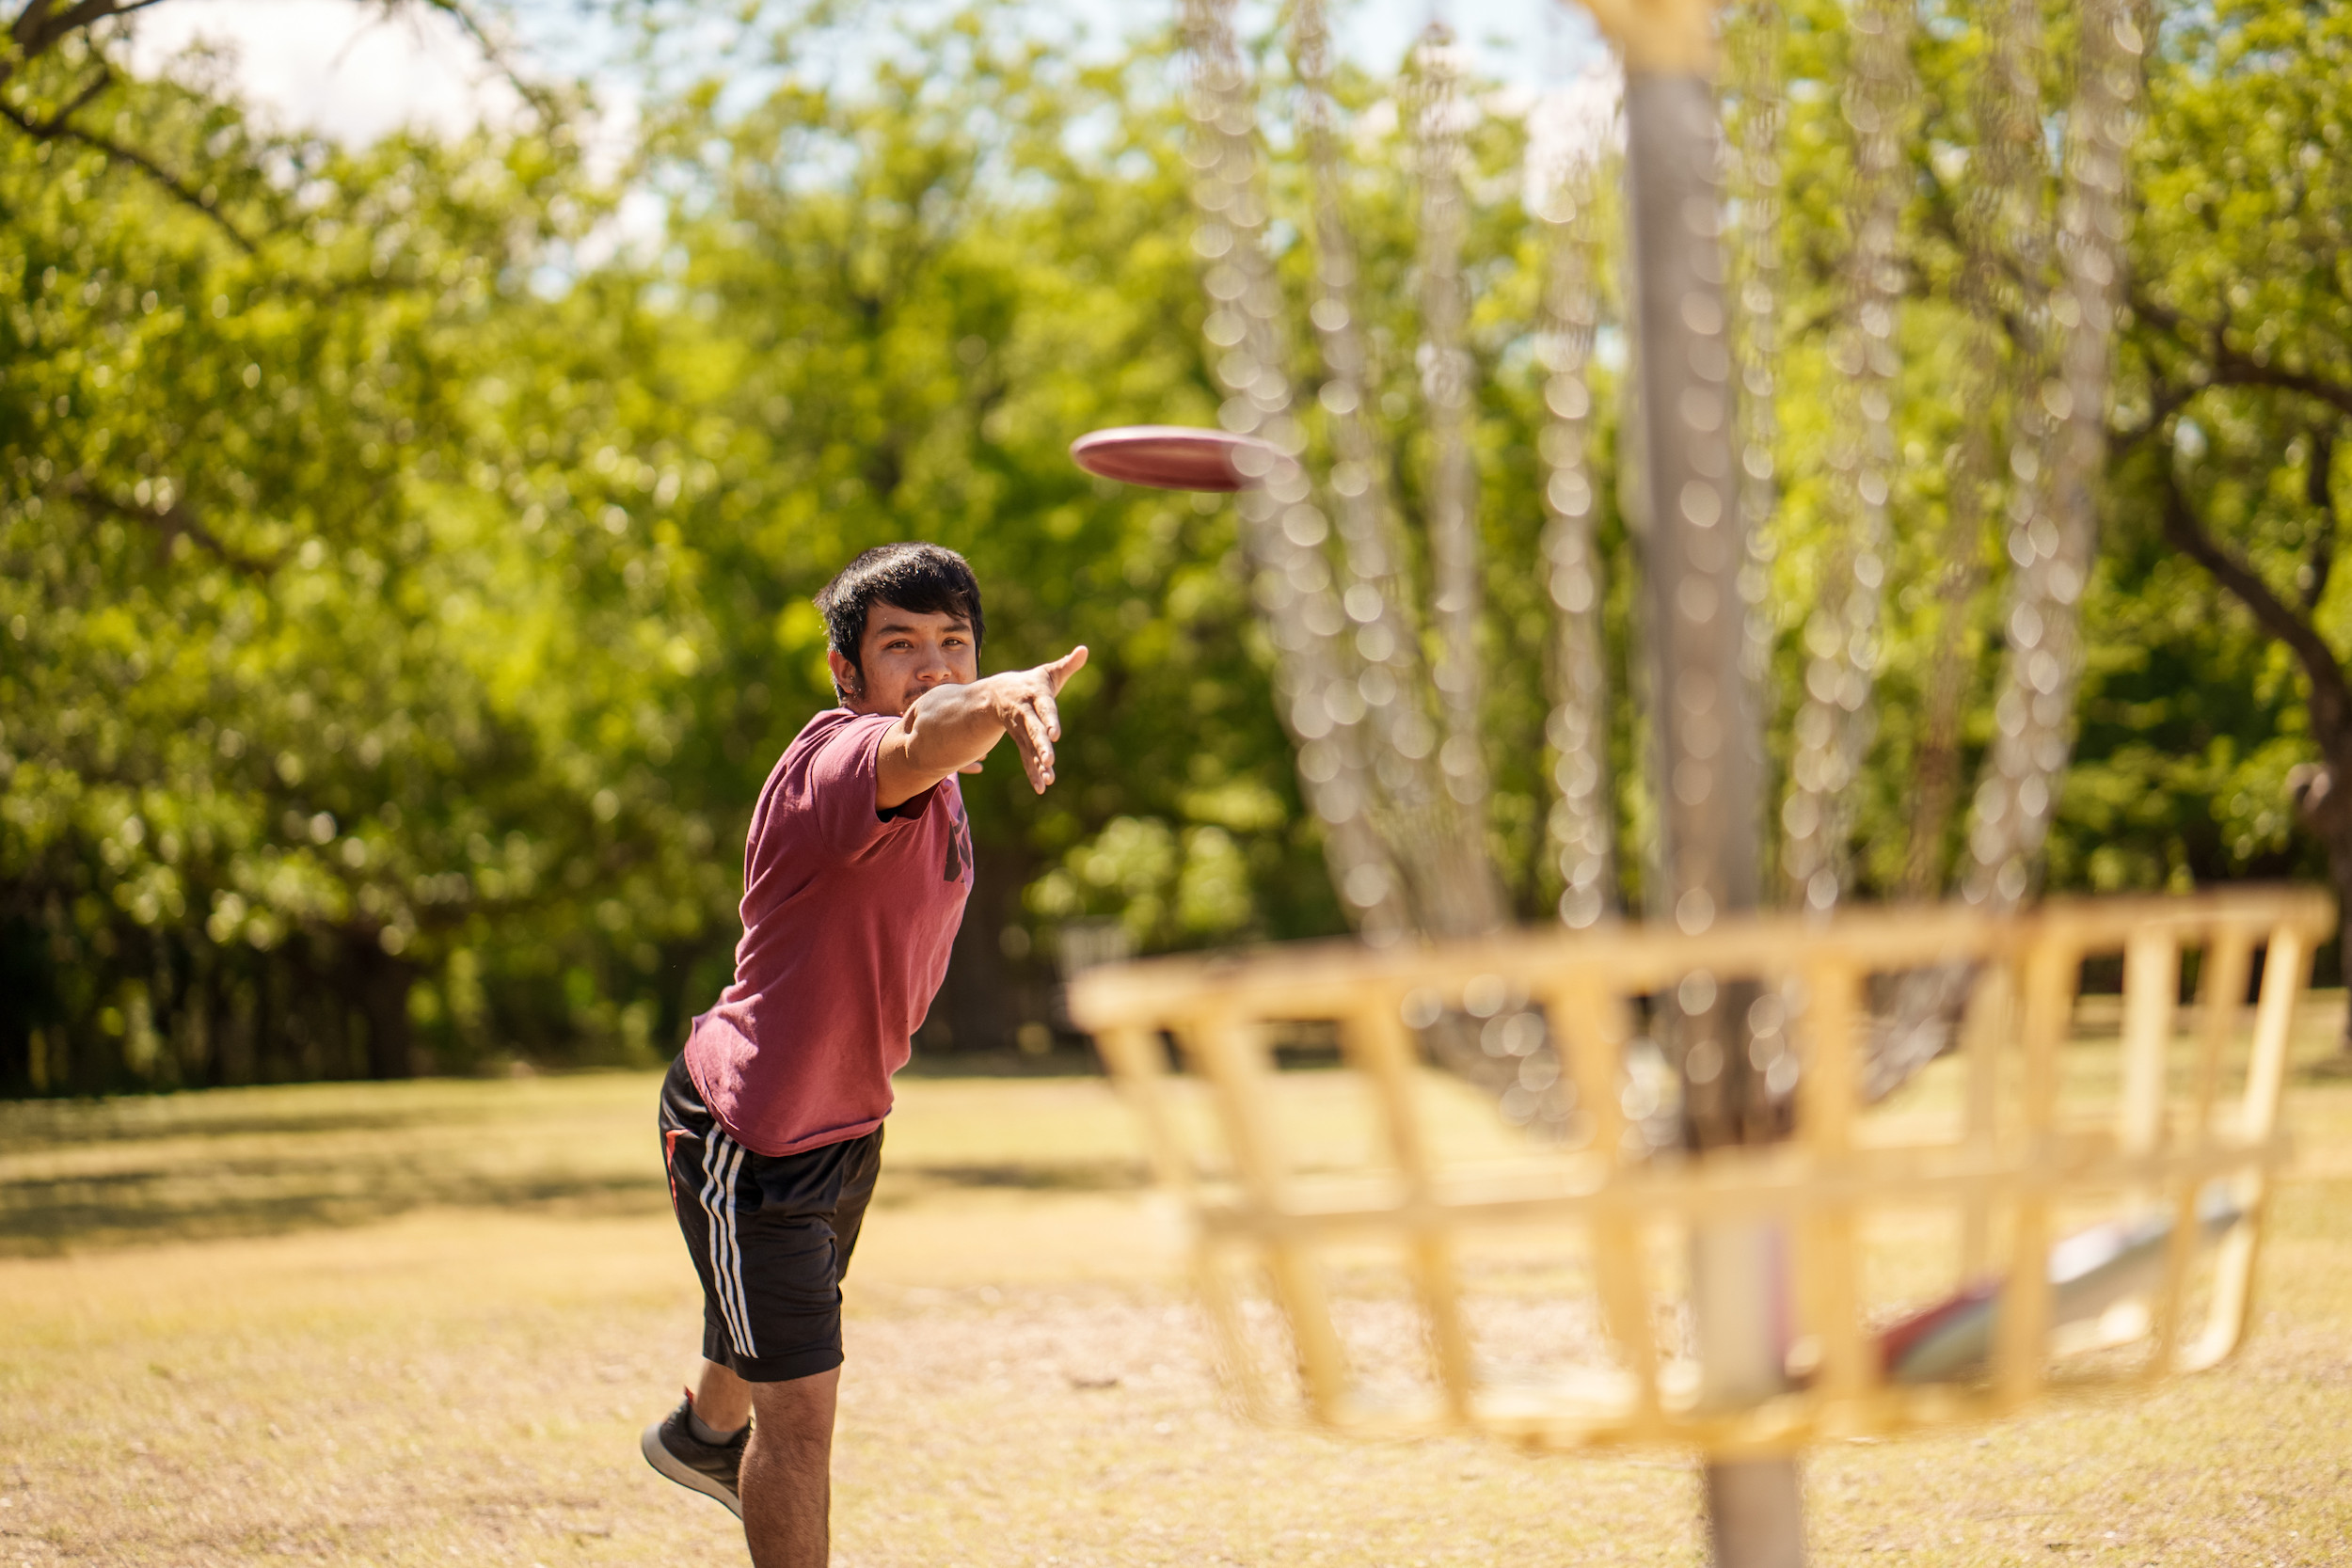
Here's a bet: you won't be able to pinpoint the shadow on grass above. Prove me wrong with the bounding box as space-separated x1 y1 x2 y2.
2 1145 1150 1260
0 1066 1166 1258
2296 1051 2352 1083
0 1107 491 1152
0 1083 566 1152
0 1166 672 1257
875 1160 1149 1204
898 1047 1107 1080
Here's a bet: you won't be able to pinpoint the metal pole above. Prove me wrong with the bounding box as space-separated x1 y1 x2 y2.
1624 73 1760 940
1704 1460 1806 1568
1620 46 1806 1568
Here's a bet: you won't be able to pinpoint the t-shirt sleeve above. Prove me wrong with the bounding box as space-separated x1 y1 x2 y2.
804 711 939 854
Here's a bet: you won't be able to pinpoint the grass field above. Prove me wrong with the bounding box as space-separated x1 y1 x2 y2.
4 1025 2351 1568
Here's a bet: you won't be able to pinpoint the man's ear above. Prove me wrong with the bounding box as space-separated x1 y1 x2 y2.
826 646 860 700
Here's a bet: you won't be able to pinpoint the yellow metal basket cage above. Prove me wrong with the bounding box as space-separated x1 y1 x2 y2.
1067 886 2333 1457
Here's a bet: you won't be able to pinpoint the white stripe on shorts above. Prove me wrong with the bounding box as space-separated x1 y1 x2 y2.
696 1132 757 1357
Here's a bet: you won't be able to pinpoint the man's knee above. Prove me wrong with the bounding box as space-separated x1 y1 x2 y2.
746 1365 839 1448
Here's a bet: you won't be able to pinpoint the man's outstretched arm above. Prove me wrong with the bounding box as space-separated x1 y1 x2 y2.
875 645 1089 808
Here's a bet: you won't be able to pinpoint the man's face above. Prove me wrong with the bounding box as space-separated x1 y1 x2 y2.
830 601 978 716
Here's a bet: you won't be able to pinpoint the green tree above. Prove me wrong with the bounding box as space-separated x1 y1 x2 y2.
2106 0 2352 1027
13 0 2348 1095
0 55 646 1090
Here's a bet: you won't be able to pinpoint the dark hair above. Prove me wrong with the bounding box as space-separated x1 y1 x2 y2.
813 543 985 700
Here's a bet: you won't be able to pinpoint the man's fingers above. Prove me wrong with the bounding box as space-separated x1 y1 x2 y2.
998 701 1054 793
1015 710 1039 761
1023 709 1057 777
958 761 985 774
1044 643 1089 694
1012 695 1049 753
995 668 1074 793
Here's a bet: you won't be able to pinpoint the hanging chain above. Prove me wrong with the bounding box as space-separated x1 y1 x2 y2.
1963 0 2145 911
1905 0 2046 897
1866 0 2144 1101
1183 0 1412 941
1782 0 1910 914
1411 24 1492 822
1532 74 1619 930
1287 4 1526 1123
1719 0 1820 1117
1730 0 1785 726
1292 0 1502 939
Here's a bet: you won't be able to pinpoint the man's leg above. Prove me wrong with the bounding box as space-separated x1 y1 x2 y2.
692 1357 752 1433
648 1068 876 1544
741 1367 839 1568
648 1060 760 1515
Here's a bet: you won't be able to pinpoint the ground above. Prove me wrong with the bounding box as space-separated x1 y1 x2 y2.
2 1031 2349 1567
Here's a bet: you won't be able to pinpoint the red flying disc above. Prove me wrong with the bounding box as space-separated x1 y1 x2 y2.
1069 426 1282 492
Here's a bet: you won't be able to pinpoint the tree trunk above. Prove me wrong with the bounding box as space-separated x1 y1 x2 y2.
2161 456 2352 1050
352 938 419 1080
2289 761 2352 1049
2318 827 2352 1053
2331 851 2352 1053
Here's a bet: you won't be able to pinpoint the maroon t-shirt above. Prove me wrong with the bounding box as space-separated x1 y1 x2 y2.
683 707 974 1157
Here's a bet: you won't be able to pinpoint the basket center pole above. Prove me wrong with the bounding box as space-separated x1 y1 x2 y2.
1602 0 1804 1562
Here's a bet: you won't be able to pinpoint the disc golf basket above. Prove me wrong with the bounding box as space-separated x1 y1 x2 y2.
1070 887 2328 1451
1062 0 2335 1559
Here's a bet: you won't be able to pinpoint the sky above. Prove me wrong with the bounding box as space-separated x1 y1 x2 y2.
125 0 1608 147
128 0 527 145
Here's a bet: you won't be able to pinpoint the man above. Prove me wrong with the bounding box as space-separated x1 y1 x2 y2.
640 542 1085 1565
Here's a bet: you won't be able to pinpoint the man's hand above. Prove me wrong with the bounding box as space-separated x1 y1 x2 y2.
875 645 1089 807
977 646 1087 793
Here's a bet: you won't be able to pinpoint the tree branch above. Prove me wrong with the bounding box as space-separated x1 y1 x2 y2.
19 0 78 48
2111 378 2199 451
409 0 562 124
2 0 538 252
15 0 125 55
0 0 165 85
64 477 284 574
2133 293 2352 421
8 0 54 45
2210 353 2352 421
2159 456 2352 745
2308 426 2337 611
14 65 110 129
0 91 259 252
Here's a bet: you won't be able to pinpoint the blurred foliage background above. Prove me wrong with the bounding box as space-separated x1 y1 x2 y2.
4 0 2348 1094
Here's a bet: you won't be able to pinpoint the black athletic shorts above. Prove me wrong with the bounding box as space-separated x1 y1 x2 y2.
658 1053 883 1384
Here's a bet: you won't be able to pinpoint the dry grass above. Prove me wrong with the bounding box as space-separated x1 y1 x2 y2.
3 1024 2350 1567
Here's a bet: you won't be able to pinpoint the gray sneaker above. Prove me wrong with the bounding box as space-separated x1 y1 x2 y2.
641 1395 747 1518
